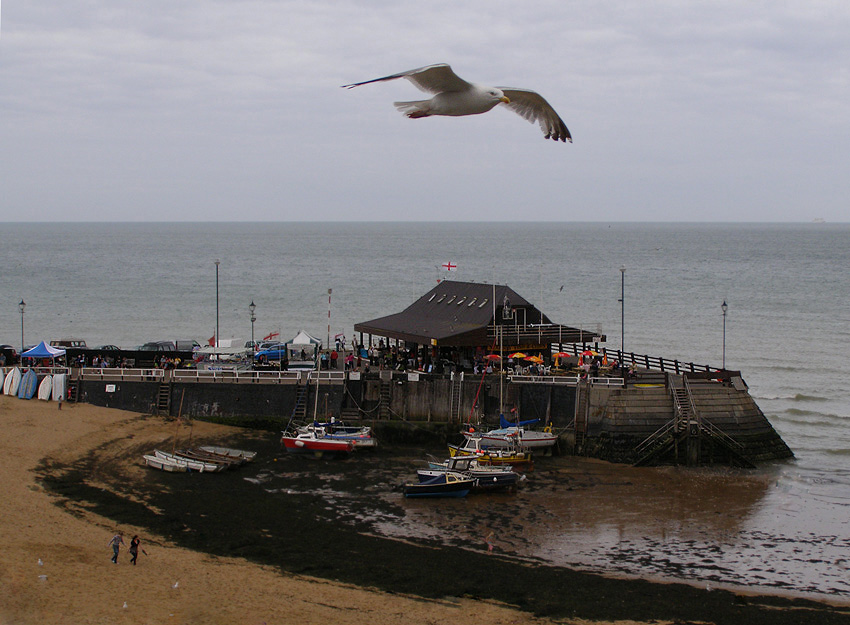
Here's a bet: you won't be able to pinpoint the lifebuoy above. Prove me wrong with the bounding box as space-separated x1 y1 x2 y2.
544 425 552 434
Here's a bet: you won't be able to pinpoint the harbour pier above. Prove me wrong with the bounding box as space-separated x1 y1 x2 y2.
31 279 793 467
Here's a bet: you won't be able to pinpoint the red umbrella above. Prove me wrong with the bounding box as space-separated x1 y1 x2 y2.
484 354 502 361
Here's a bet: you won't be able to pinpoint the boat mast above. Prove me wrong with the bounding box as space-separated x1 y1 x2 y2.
495 283 503 418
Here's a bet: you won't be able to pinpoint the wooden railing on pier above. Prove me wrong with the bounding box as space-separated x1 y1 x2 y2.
74 367 354 385
552 343 724 376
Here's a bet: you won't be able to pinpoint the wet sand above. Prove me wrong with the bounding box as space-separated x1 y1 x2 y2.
2 395 848 624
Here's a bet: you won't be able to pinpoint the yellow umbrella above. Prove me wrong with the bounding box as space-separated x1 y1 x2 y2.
525 355 544 364
508 352 527 359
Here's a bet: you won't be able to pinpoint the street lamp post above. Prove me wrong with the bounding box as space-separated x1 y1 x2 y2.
249 300 256 351
721 300 728 370
327 288 332 350
618 266 626 358
19 299 26 354
214 260 220 349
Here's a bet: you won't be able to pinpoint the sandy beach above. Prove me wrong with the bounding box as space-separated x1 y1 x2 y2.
0 395 563 625
2 394 848 625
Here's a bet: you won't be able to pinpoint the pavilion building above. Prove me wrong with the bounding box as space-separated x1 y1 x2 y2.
354 280 603 371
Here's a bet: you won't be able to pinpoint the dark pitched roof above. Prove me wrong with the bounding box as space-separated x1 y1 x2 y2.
354 280 593 347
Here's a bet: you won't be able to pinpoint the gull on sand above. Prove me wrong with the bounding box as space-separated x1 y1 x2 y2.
342 63 571 143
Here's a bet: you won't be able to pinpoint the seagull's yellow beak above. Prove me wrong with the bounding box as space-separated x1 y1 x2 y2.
500 96 510 103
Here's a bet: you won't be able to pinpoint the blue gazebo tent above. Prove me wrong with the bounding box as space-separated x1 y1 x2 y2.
22 341 66 360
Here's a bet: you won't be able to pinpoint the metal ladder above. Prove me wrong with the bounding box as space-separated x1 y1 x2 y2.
448 372 463 423
291 384 309 420
156 383 171 415
573 381 589 453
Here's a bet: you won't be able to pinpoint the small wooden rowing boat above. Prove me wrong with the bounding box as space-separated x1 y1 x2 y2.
197 445 257 462
143 454 189 473
153 449 227 473
175 448 244 468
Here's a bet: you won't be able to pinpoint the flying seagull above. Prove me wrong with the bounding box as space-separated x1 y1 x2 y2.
342 63 571 143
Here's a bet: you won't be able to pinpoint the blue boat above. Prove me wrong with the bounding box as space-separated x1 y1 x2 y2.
420 455 523 492
17 369 38 400
402 471 473 498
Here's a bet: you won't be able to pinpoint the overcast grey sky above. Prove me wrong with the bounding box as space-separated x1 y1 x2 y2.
1 1 848 222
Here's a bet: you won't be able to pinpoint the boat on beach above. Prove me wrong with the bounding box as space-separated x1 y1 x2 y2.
280 429 355 456
17 369 38 399
153 449 228 472
197 445 257 462
464 416 558 451
143 454 189 473
297 421 377 448
420 455 523 492
448 436 534 471
402 471 474 498
3 367 21 396
174 448 245 468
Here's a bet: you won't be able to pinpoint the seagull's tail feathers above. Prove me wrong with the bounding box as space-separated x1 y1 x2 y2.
394 100 432 119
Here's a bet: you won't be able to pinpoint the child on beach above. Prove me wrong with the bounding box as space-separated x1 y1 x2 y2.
108 532 125 563
129 535 147 565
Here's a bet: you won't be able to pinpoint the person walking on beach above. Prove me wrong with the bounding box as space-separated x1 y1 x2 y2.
129 535 147 565
108 532 125 563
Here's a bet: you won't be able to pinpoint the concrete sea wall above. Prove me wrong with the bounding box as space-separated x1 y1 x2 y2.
72 369 792 465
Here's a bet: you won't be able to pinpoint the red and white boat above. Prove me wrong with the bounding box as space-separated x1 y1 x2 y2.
280 429 354 455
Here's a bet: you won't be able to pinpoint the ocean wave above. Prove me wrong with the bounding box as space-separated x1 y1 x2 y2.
791 393 830 402
777 408 847 425
822 448 850 457
755 393 830 402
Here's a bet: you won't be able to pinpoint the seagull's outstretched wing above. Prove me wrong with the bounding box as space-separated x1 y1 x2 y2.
342 63 472 94
499 88 572 142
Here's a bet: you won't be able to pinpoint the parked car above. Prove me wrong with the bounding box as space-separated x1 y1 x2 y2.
94 345 121 351
140 341 177 351
0 344 19 365
175 340 201 351
50 338 87 349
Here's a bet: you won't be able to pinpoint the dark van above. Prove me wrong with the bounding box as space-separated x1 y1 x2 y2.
141 341 177 351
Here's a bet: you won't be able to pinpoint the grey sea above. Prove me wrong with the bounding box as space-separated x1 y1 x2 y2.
2 221 849 601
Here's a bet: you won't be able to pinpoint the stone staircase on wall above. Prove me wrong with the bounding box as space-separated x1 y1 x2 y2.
573 381 589 454
630 376 756 468
156 383 171 415
379 380 392 419
291 384 309 421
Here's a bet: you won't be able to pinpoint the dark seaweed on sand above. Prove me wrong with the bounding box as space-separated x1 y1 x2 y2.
38 436 850 624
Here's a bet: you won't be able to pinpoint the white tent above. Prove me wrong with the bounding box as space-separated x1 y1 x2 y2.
285 331 322 348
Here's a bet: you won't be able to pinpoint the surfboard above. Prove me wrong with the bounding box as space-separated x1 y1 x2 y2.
52 373 67 402
18 369 38 399
38 375 53 401
4 367 21 396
